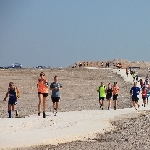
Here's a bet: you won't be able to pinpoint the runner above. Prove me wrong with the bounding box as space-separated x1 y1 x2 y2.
106 83 113 110
145 74 149 85
112 82 119 110
126 67 129 77
132 71 136 82
139 79 144 88
146 83 150 105
3 82 20 118
129 66 133 75
50 76 62 116
141 86 147 107
130 82 140 110
37 72 48 118
97 82 106 110
135 73 139 82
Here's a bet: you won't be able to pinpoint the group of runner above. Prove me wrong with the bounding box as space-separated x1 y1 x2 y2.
126 67 150 110
3 68 150 118
3 72 62 118
97 82 119 110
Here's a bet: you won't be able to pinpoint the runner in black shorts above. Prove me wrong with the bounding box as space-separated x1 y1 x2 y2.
3 82 20 118
37 72 49 118
50 76 62 116
106 83 113 110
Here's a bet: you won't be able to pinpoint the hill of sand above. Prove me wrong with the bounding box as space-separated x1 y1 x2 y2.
70 58 150 69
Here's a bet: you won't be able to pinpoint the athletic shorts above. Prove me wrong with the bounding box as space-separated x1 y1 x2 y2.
51 97 60 103
142 97 146 100
8 99 17 105
147 92 150 98
99 97 105 101
38 92 48 97
106 95 112 99
113 94 118 100
132 96 139 101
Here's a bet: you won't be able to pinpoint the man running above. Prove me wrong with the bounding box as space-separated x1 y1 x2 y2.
50 76 62 116
132 72 136 82
97 82 106 110
130 82 140 110
112 82 119 110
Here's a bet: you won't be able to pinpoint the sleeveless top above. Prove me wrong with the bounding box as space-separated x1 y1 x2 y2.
38 79 48 93
106 88 113 96
113 86 119 95
9 88 17 100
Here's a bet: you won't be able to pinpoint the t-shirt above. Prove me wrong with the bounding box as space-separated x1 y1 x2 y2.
142 89 147 98
130 87 140 97
50 82 62 97
113 86 119 95
98 85 106 97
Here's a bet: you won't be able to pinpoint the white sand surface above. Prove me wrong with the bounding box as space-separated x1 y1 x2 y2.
0 69 148 149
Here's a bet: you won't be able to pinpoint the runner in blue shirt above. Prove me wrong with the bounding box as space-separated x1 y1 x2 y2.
130 82 140 110
50 76 62 116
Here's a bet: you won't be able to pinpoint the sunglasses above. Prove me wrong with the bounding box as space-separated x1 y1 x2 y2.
40 74 45 76
9 85 14 87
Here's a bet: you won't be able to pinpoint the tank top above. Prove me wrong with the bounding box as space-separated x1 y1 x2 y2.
107 88 113 96
113 86 119 95
9 88 17 100
38 79 48 93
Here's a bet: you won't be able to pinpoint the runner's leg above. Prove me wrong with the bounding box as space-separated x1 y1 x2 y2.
38 94 43 116
8 104 11 118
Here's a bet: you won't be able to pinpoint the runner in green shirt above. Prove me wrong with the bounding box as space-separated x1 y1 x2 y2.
97 82 106 110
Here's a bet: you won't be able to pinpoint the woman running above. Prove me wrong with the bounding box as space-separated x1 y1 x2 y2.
3 82 20 118
37 72 48 118
106 83 113 110
142 87 147 107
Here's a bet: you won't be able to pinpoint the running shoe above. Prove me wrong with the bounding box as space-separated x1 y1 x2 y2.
15 110 19 117
38 112 40 116
114 106 116 110
53 108 56 114
54 112 57 116
43 112 46 118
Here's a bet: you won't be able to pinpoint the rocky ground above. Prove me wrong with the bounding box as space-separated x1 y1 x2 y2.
1 67 149 150
14 111 150 150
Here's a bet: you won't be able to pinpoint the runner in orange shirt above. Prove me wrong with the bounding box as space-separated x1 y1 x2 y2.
37 72 48 118
113 82 119 110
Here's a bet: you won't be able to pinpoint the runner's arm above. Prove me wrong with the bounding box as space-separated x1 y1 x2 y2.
50 84 56 90
130 88 132 95
3 88 9 101
16 87 20 98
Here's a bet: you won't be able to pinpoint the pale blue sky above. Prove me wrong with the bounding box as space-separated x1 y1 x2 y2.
0 0 150 68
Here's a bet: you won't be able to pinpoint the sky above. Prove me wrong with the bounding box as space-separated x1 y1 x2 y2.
0 0 150 68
